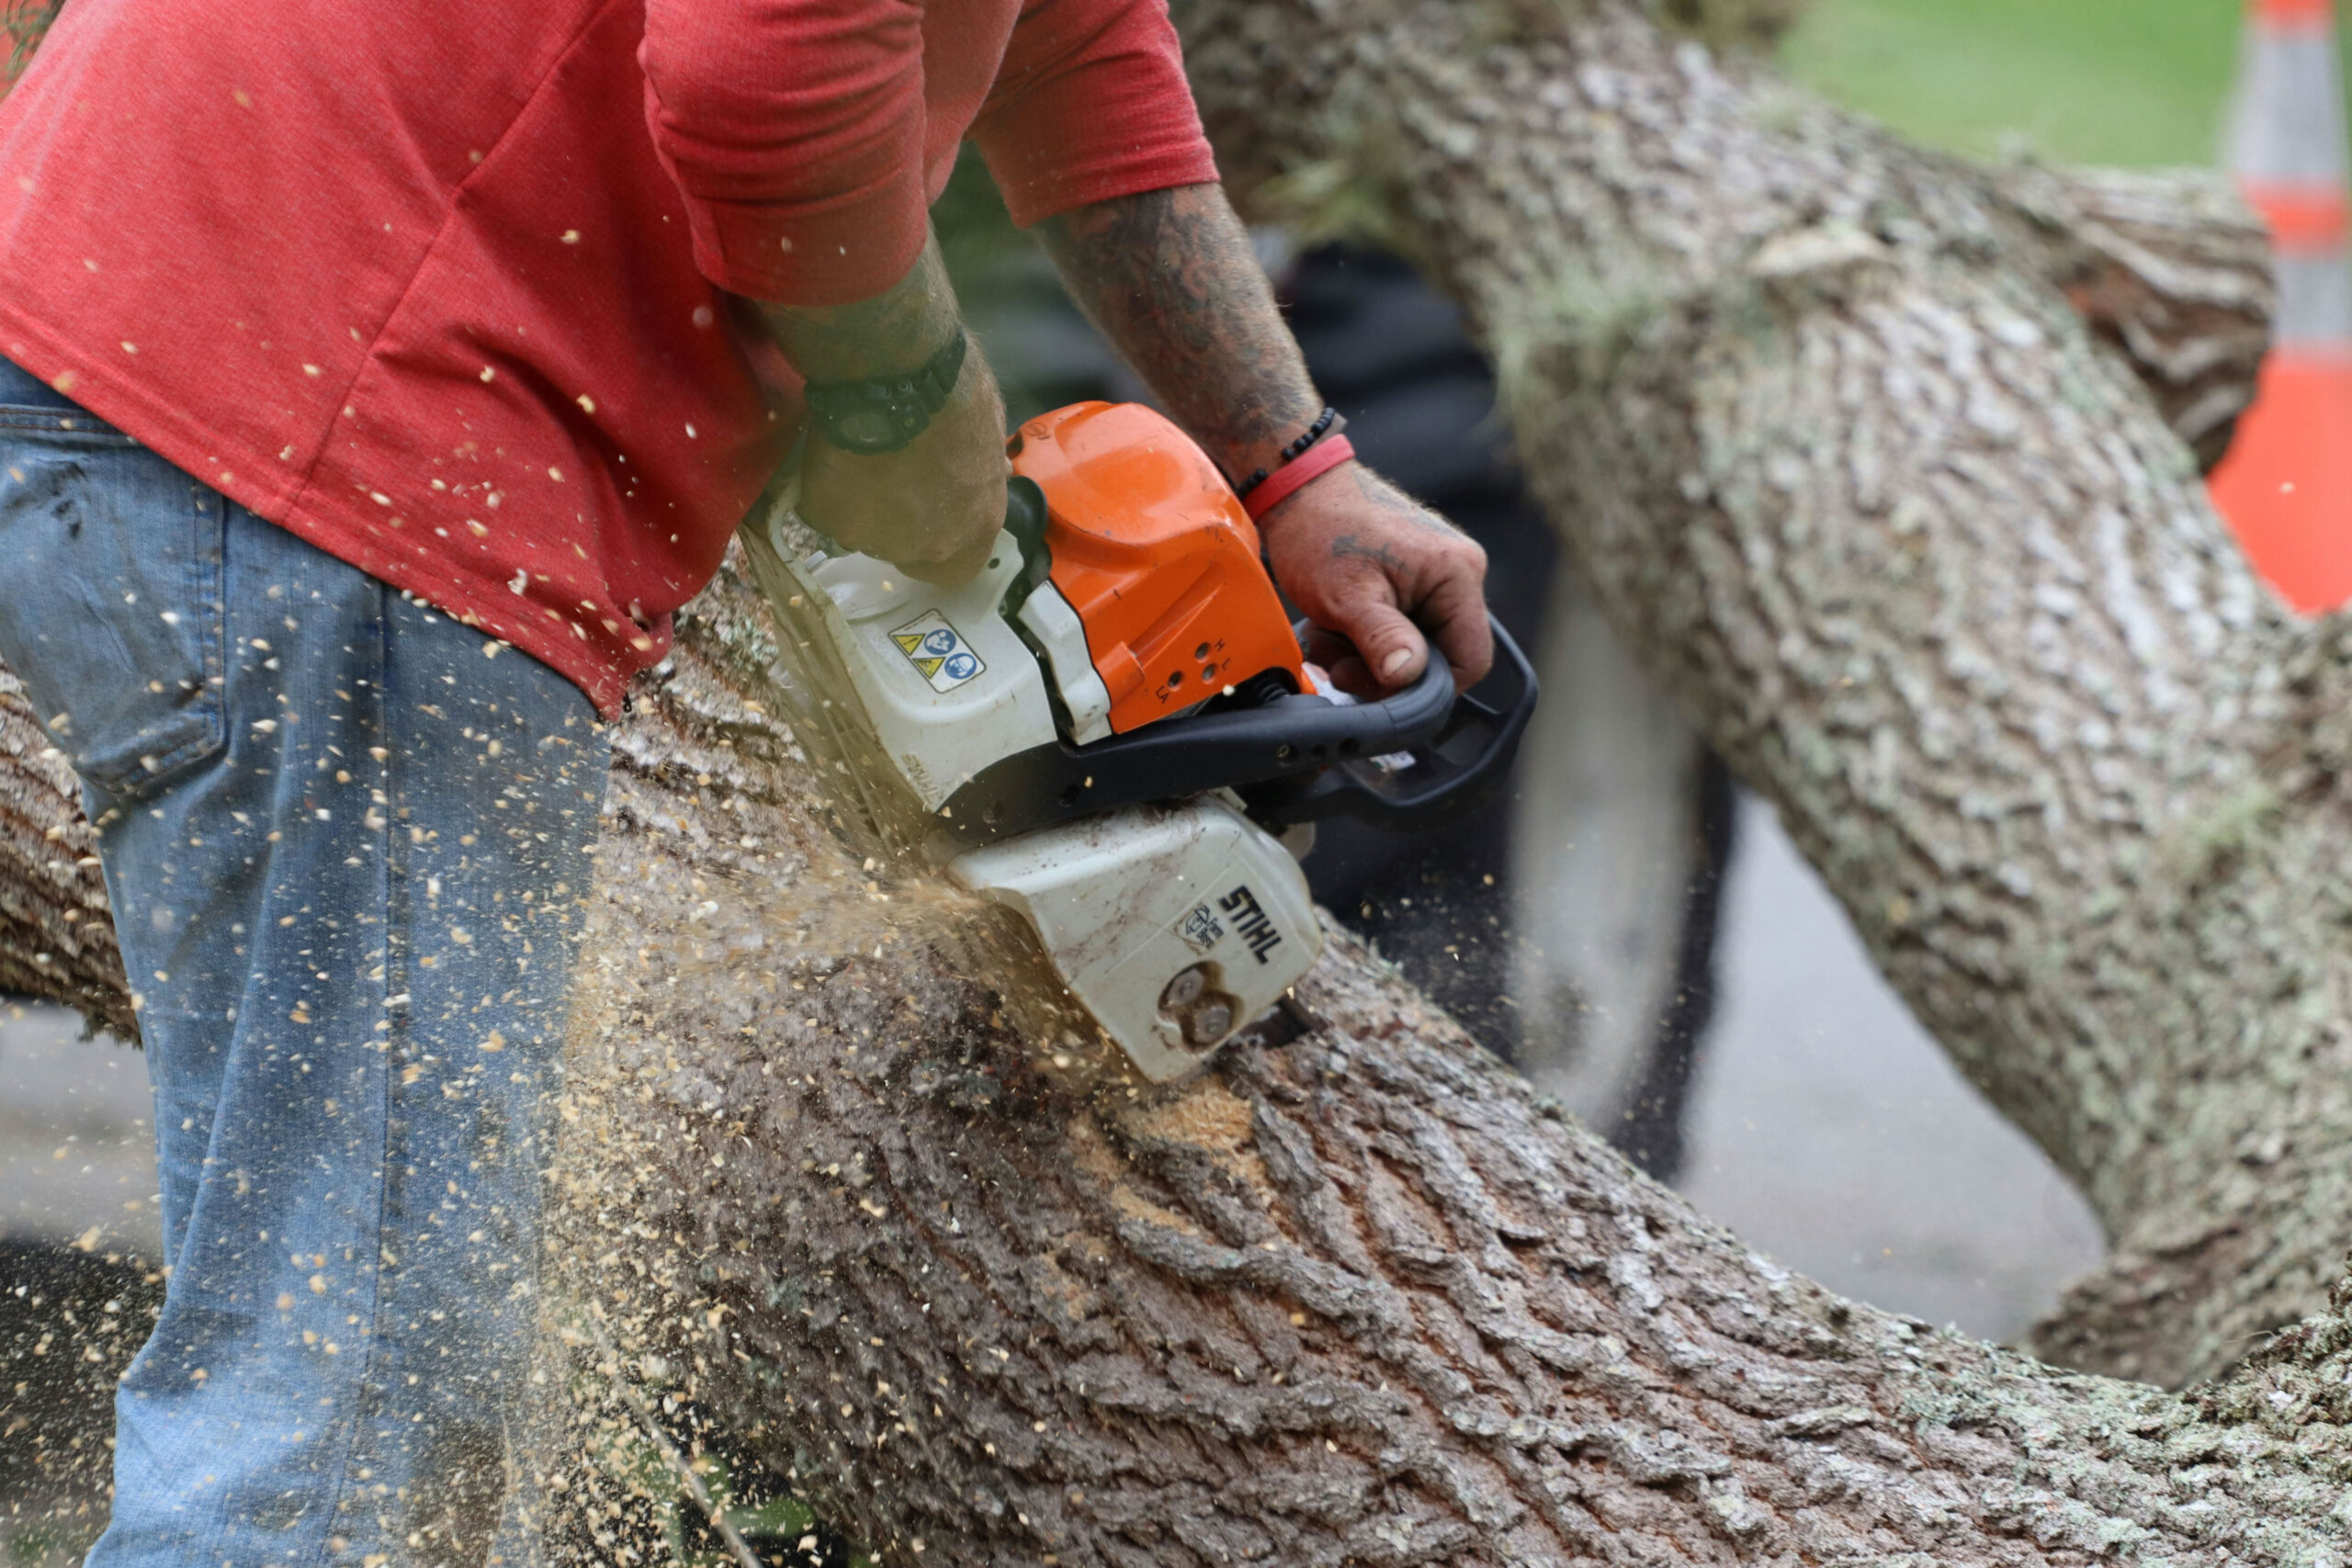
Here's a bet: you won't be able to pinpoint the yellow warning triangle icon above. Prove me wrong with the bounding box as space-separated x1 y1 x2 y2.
915 656 945 679
893 631 926 654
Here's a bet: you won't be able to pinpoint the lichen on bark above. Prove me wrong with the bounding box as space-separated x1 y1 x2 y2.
534 562 2352 1565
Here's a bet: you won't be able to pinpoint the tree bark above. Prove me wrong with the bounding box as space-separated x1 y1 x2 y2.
537 565 2352 1568
1176 0 2317 1392
0 669 130 1037
6 0 2349 1561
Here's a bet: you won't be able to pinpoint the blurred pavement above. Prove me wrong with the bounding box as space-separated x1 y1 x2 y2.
1677 795 2107 1343
0 1002 159 1259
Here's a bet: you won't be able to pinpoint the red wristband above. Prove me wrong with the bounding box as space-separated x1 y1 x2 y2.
1242 434 1355 523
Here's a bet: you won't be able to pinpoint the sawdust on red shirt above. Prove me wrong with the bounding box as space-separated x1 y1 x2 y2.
0 0 1216 714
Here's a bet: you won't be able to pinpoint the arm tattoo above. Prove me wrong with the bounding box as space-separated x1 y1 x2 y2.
755 232 964 384
4 0 62 90
1036 184 1321 483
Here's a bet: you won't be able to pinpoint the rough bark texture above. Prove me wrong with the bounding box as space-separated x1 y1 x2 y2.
1991 164 2274 470
4 0 2349 1562
0 670 130 1036
1175 0 2318 1392
542 565 2352 1568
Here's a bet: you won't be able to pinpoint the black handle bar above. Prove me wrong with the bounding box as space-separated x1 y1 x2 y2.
935 615 1537 845
1239 616 1537 832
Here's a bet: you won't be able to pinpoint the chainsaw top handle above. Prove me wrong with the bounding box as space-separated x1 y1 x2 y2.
1242 615 1538 832
934 614 1537 845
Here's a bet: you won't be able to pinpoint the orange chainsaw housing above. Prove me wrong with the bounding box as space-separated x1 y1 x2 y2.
1009 401 1310 736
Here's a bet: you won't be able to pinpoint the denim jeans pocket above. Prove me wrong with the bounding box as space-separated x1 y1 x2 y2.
0 405 227 798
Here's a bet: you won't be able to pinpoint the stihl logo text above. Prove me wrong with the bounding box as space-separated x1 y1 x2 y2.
1219 885 1283 964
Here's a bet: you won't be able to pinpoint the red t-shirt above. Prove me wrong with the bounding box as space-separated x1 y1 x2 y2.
0 0 1216 715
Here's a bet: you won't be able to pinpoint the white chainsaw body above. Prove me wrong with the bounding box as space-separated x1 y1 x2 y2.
945 795 1319 1083
763 511 1321 1082
774 527 1056 811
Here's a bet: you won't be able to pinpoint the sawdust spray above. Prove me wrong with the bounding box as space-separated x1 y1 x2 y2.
518 540 1134 1566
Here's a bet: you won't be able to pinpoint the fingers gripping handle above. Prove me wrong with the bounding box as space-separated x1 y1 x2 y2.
933 615 1535 846
1240 615 1539 832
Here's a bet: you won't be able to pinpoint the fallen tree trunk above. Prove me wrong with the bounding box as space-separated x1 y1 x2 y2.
540 570 2352 1567
1178 0 2309 1391
32 546 2352 1566
7 0 2351 1561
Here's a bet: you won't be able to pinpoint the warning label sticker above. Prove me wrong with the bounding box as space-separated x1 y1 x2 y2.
1178 902 1225 953
888 610 987 694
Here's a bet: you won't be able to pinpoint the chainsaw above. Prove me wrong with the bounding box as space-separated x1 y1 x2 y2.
748 401 1535 1083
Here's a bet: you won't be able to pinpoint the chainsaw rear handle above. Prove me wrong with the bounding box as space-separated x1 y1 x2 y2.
934 615 1535 845
1239 615 1536 832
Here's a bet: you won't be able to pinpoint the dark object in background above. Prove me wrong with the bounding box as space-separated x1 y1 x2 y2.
1604 753 1737 1179
1274 245 1557 1062
1263 245 1740 1182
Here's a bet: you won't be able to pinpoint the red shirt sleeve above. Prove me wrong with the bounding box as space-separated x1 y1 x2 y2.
639 0 931 306
971 0 1220 228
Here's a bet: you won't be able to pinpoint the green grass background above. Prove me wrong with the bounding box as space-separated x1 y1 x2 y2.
1776 0 2348 168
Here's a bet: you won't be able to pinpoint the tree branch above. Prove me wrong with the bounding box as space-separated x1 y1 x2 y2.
1177 0 2320 1387
1990 162 2274 468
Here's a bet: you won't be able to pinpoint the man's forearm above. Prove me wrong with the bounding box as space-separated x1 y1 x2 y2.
1035 184 1323 487
763 225 1012 585
755 231 963 383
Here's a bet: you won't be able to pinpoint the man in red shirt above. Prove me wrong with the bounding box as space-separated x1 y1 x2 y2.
0 1 1489 1562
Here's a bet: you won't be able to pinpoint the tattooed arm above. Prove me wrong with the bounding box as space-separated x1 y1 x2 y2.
1034 183 1317 486
2 0 62 93
1036 183 1491 691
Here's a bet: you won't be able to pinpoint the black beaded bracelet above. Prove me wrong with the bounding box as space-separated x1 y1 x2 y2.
1235 406 1343 500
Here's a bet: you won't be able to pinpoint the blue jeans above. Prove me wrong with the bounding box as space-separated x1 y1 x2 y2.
0 360 608 1567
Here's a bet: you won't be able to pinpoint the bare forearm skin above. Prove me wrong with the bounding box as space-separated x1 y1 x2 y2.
754 231 966 384
1041 181 1490 690
1036 183 1323 484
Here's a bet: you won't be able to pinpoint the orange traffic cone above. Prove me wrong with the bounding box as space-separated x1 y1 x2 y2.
2211 0 2352 612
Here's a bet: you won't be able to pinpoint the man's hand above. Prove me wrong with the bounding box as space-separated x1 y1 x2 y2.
797 351 1009 584
1035 184 1498 692
1260 460 1492 695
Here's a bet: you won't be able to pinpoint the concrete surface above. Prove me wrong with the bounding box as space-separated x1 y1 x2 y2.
1677 793 2108 1344
0 1002 159 1259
